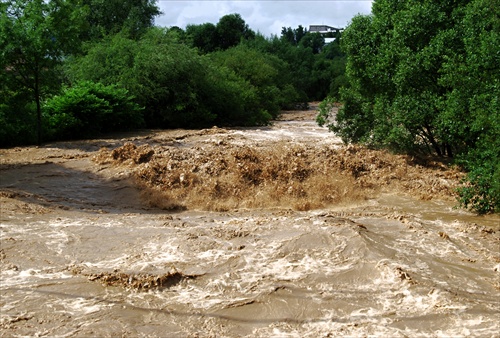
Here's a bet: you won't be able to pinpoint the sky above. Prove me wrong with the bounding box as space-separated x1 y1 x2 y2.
155 1 373 37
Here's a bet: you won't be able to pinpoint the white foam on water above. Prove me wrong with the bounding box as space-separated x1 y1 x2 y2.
349 307 388 321
80 254 130 270
196 248 236 264
260 310 498 338
395 235 463 259
258 256 305 281
269 327 302 338
0 222 37 236
45 229 71 255
0 299 30 330
165 283 234 309
229 124 338 145
149 235 364 311
443 316 500 337
373 260 402 284
0 268 73 287
49 297 112 316
252 315 407 338
136 240 186 266
51 217 130 229
49 218 86 228
373 261 468 315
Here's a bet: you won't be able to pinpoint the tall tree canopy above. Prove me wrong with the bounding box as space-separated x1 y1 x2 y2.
186 13 255 52
318 0 499 213
280 25 306 46
75 0 161 40
0 0 85 144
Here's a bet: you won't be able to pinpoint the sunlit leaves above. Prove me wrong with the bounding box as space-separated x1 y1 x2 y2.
335 0 499 213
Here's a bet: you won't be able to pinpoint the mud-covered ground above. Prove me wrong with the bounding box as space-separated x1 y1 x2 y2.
1 104 499 337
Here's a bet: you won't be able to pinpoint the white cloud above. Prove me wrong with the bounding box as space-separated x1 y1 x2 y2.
155 1 373 36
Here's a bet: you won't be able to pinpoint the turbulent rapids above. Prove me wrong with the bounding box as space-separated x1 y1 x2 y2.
1 105 499 337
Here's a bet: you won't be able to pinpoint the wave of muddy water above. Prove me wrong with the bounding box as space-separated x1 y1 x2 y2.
1 105 499 337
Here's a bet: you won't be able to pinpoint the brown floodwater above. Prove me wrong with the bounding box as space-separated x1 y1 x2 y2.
1 107 499 337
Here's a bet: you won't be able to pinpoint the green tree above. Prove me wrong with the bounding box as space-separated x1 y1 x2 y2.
185 13 255 52
67 28 274 128
330 0 466 153
0 79 37 146
280 25 306 46
210 44 299 117
68 31 214 127
260 25 347 102
185 22 217 53
216 13 255 50
259 34 315 102
0 0 85 145
300 32 325 54
74 0 161 40
321 0 499 213
440 0 500 213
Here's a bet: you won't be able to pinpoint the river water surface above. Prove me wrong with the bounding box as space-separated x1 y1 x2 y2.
1 108 499 337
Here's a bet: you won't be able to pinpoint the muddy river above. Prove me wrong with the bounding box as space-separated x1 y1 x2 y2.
1 106 499 337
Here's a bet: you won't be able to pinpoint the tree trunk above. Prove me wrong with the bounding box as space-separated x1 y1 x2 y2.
445 143 453 157
427 127 442 156
421 125 442 157
34 61 41 145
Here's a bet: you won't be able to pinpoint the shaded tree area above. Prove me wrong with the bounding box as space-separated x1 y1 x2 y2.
75 0 161 41
275 27 345 101
181 20 346 102
317 0 499 213
183 14 255 53
1 1 345 146
1 0 159 145
1 0 86 145
67 28 273 128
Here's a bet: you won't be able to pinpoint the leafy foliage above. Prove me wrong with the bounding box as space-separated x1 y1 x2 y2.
272 28 346 101
325 0 499 213
68 28 276 127
2 7 347 146
68 32 208 127
0 85 38 146
72 0 161 40
457 147 500 214
1 0 86 144
210 44 299 118
185 13 255 53
280 26 306 46
43 81 144 140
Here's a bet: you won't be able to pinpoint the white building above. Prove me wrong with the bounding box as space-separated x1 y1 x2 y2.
309 25 343 35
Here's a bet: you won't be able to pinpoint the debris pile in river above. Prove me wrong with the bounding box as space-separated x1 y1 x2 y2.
81 269 195 291
93 137 463 211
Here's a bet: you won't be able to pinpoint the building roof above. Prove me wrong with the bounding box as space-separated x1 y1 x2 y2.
309 25 342 33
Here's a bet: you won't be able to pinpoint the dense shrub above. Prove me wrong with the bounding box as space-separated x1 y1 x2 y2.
0 88 38 147
202 64 272 126
457 148 500 214
43 81 143 140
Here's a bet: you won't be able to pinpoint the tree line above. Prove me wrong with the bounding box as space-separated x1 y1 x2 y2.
1 0 345 145
317 0 499 213
2 0 497 214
